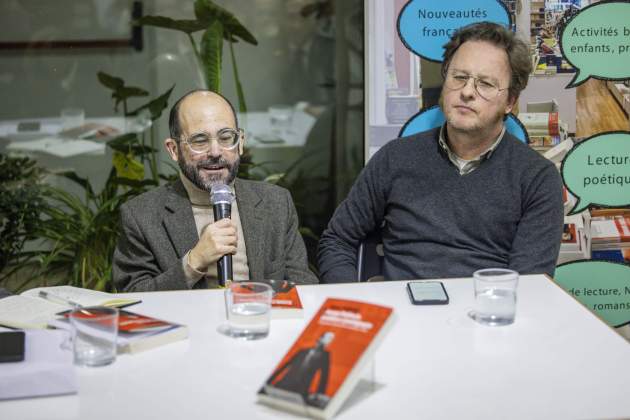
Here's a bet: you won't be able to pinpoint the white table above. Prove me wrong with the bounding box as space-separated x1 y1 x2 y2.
240 111 316 176
2 275 630 420
0 117 128 194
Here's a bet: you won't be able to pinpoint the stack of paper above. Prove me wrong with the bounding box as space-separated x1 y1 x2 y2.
0 329 77 400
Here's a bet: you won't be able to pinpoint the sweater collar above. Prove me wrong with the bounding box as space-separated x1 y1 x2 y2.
179 172 235 207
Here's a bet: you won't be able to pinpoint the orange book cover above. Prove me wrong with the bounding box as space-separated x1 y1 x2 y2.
548 112 559 136
268 280 303 318
258 298 394 418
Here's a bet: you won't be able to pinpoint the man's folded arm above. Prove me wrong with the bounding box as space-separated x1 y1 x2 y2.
113 204 193 292
508 163 564 277
317 150 388 283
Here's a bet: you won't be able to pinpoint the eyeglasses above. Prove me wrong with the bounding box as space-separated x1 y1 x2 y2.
444 72 509 100
180 128 243 153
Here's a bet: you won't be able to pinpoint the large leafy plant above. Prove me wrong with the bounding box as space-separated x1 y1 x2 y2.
12 82 175 292
0 154 45 279
137 0 257 112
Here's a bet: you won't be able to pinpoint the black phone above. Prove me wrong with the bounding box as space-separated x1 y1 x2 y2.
0 331 25 363
407 281 449 305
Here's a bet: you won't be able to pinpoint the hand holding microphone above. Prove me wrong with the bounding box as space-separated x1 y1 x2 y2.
188 183 236 286
211 184 235 286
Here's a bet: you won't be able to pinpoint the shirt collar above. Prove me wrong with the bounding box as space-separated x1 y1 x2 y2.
438 124 506 164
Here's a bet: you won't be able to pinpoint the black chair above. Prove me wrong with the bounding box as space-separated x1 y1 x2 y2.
356 229 384 282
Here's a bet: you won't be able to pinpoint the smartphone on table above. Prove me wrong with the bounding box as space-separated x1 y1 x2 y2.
0 331 26 363
406 281 449 305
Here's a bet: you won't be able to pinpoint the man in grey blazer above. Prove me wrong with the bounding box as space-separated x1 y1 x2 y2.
113 90 318 291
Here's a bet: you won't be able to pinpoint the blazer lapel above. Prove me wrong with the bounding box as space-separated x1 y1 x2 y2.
163 180 198 259
235 179 264 279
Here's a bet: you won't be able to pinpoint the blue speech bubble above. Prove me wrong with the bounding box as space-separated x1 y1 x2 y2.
399 105 528 143
397 0 511 62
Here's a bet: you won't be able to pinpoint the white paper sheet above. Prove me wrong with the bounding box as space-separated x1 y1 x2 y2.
7 137 105 157
0 329 77 400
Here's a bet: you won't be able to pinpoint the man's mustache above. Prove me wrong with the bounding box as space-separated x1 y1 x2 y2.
197 157 231 168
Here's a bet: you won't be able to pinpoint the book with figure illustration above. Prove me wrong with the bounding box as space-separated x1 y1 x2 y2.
257 298 395 419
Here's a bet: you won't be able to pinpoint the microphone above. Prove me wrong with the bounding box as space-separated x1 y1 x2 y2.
210 183 235 287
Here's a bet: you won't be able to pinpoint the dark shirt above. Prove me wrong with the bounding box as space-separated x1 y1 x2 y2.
317 127 564 282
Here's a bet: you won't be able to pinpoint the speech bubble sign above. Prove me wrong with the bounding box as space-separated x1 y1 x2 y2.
397 0 511 62
559 1 630 88
554 260 630 328
561 131 630 215
399 105 528 143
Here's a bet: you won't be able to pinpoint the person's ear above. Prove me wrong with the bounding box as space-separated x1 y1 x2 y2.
164 138 179 162
238 131 245 156
505 94 517 115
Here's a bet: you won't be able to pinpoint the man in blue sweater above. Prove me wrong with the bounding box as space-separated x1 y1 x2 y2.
318 22 564 282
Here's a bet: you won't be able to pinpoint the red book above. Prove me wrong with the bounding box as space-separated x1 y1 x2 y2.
269 280 304 319
258 298 395 419
53 309 188 354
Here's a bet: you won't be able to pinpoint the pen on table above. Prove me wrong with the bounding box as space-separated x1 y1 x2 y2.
38 291 82 308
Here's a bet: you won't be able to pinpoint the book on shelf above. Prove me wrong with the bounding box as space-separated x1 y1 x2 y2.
0 286 141 329
49 309 188 354
520 112 559 136
558 212 591 264
562 223 580 251
258 298 395 419
591 248 630 264
267 280 304 319
543 138 573 164
591 214 630 247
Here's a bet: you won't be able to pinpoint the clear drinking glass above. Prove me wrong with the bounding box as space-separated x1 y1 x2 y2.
60 107 85 130
224 282 272 340
470 269 519 326
69 306 118 366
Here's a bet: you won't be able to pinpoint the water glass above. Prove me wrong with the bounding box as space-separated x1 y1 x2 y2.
470 269 519 326
224 282 272 340
69 306 118 367
60 108 85 130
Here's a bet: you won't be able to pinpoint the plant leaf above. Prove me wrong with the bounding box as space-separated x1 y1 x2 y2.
194 0 257 45
107 133 137 151
200 20 223 92
113 86 149 102
128 84 175 120
227 36 247 112
55 171 95 199
97 72 124 90
136 16 207 34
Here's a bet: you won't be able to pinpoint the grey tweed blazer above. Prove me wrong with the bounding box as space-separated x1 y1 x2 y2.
113 178 318 291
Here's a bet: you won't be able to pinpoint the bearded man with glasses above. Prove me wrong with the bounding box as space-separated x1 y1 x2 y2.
114 90 317 291
318 22 563 282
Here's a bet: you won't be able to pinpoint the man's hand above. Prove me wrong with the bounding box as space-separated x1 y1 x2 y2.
188 218 238 272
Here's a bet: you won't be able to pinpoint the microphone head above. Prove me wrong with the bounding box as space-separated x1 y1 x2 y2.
210 183 234 205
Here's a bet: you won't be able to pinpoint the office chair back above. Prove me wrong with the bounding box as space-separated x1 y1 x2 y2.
357 229 384 282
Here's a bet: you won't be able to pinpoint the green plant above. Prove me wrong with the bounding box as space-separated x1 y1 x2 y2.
137 0 257 112
0 154 45 278
97 71 174 184
12 83 175 292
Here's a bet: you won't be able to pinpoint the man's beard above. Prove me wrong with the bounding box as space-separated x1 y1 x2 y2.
178 153 240 192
